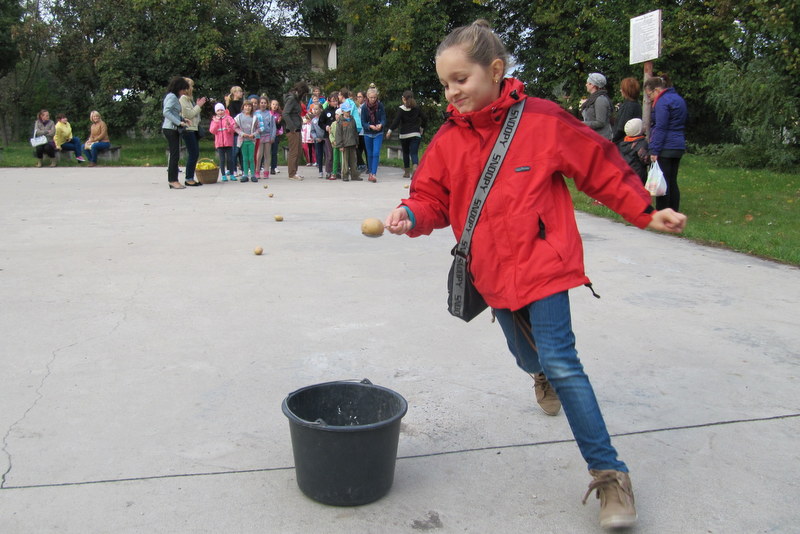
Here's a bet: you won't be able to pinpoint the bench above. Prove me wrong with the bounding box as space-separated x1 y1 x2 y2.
54 145 121 162
96 145 122 161
385 144 402 159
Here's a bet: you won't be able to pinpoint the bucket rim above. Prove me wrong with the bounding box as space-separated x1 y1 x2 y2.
281 380 408 432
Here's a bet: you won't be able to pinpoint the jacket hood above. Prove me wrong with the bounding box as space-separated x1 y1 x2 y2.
445 78 527 130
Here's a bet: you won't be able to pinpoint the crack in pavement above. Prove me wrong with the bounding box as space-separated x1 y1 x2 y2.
1 343 65 488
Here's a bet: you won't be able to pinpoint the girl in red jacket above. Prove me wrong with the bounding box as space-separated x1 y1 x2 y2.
385 20 686 530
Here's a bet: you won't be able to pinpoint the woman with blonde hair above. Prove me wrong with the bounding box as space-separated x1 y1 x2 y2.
179 77 208 186
360 84 386 182
85 110 111 167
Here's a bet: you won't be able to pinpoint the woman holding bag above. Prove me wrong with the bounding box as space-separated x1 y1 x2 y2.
645 73 687 212
32 110 57 167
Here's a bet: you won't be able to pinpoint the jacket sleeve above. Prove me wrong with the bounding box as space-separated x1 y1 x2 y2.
163 94 183 127
649 101 668 155
399 133 452 236
209 117 220 135
388 107 401 131
552 106 653 228
180 96 201 122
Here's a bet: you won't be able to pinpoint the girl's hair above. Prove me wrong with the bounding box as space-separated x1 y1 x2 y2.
230 86 243 98
366 83 379 98
620 77 640 100
436 19 508 72
402 90 416 108
90 110 102 120
643 72 672 92
56 113 67 120
328 91 340 101
166 76 190 96
37 109 49 120
340 87 350 99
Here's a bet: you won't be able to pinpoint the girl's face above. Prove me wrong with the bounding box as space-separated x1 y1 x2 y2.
356 93 365 104
259 98 269 110
436 45 503 114
232 88 243 99
243 103 253 115
329 95 339 106
270 100 279 111
311 95 319 104
215 108 225 118
367 93 377 105
59 116 68 123
90 112 100 123
40 111 50 121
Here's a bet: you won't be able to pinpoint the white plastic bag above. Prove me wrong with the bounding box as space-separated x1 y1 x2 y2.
645 160 667 197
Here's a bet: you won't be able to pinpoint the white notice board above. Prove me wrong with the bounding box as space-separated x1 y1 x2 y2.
630 10 661 64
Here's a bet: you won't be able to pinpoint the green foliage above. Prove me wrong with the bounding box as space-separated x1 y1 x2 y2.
493 0 736 140
0 0 22 77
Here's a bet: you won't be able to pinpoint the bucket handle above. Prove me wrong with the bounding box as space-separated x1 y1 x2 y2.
303 378 372 427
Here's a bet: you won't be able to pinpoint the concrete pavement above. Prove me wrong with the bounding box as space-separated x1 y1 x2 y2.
0 163 798 533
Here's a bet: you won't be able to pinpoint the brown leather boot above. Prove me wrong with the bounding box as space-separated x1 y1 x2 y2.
531 372 561 416
583 470 637 529
402 168 411 178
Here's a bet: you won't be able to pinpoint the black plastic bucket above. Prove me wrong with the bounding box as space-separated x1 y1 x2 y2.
282 379 408 506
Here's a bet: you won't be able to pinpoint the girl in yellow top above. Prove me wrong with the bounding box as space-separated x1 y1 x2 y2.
54 114 85 163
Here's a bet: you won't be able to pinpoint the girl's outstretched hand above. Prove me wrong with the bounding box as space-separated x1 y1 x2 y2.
385 207 412 235
647 208 687 233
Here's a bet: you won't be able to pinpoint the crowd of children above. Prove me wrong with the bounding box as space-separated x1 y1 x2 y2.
205 84 393 183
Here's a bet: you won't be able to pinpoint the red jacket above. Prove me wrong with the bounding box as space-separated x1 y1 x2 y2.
402 78 654 311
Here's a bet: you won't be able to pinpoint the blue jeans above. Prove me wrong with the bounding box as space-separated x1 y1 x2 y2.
493 291 627 472
88 141 111 163
271 135 281 172
401 136 421 167
61 137 84 159
364 133 383 175
182 130 200 180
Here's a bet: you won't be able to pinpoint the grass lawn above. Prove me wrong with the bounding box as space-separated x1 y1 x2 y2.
569 154 800 266
2 139 798 265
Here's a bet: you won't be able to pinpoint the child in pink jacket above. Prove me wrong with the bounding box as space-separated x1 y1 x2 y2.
209 103 236 181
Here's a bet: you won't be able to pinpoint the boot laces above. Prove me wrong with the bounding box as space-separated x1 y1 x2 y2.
582 471 632 505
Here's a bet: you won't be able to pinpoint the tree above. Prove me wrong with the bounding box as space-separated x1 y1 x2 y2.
492 0 736 141
703 0 799 169
0 0 22 78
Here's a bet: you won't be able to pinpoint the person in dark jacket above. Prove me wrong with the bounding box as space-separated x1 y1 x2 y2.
283 81 309 181
317 92 339 179
645 73 687 211
618 118 649 184
386 90 426 178
613 77 643 145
